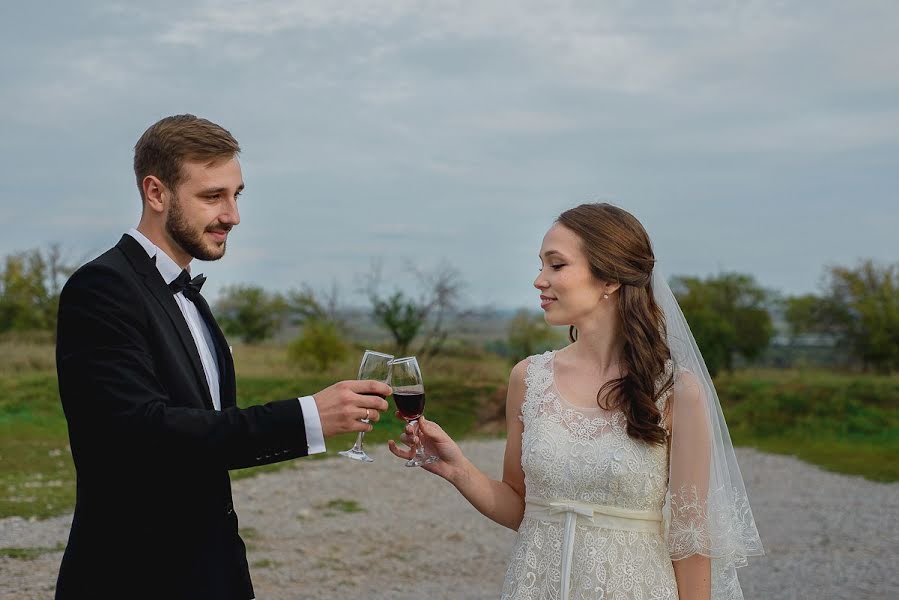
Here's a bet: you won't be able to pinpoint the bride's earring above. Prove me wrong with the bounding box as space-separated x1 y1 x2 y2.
603 293 610 299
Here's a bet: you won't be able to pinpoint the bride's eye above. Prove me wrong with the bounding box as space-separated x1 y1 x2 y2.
551 264 565 271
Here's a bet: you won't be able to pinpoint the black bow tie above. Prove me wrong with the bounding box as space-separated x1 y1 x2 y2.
169 270 206 299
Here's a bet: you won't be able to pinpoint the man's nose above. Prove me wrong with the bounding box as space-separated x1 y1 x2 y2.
221 198 240 226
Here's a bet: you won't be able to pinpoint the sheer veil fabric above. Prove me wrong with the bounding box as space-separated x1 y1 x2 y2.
653 266 765 597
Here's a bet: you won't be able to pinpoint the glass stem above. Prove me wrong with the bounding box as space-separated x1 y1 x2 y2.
411 419 425 459
351 420 370 452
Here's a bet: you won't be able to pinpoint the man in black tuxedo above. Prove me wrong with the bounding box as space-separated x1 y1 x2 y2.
54 114 390 599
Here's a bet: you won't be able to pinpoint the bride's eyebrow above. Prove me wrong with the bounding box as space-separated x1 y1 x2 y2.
540 250 566 260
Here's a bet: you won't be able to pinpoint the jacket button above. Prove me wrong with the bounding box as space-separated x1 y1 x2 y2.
225 502 234 515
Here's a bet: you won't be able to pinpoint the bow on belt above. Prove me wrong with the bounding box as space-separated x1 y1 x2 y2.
523 498 663 600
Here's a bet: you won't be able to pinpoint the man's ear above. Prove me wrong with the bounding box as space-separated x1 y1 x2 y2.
142 176 167 214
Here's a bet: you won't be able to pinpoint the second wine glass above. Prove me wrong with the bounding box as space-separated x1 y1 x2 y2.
338 350 393 463
390 356 438 467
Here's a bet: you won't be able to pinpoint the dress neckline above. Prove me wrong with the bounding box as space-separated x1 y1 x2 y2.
546 351 606 413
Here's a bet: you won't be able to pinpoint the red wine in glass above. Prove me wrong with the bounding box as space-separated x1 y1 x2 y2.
393 391 425 421
390 356 438 467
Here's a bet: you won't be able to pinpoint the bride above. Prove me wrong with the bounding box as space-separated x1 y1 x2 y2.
389 203 763 599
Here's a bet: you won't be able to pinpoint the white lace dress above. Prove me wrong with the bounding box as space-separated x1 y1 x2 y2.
501 351 677 600
501 350 760 600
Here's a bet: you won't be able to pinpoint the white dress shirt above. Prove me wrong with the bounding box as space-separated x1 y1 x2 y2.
126 229 326 454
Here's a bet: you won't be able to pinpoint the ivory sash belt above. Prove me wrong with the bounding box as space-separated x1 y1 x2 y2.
523 498 663 600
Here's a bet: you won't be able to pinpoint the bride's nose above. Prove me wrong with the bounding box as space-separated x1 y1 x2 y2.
534 273 549 290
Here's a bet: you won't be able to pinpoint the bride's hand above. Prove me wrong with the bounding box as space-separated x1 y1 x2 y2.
388 415 467 482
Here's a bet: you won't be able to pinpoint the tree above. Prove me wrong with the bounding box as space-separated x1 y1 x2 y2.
215 285 288 344
786 261 899 372
416 263 466 357
0 245 73 335
784 294 828 338
284 282 345 329
506 309 560 363
280 282 351 370
371 291 427 356
365 261 465 357
287 317 348 371
671 273 774 375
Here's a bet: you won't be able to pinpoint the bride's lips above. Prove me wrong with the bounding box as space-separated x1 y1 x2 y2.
540 295 556 309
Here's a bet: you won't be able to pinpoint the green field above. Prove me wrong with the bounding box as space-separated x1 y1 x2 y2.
0 343 508 519
716 369 899 483
1 341 896 519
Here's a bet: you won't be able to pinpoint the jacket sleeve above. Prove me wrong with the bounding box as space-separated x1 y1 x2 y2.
56 264 309 471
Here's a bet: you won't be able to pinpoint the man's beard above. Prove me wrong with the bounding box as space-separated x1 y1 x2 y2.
165 194 228 262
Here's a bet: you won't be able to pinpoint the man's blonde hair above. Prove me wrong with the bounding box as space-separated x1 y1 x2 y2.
133 114 240 201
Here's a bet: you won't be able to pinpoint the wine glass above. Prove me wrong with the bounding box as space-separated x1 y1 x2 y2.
391 356 438 467
338 350 393 462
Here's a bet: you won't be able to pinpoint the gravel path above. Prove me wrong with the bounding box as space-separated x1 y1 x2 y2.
2 442 897 599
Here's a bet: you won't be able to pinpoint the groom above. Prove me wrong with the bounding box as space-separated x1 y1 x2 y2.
54 114 390 599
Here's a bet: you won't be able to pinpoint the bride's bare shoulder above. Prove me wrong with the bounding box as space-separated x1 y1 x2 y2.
509 358 530 387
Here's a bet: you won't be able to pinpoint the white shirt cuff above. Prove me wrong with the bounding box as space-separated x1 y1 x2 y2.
298 395 326 455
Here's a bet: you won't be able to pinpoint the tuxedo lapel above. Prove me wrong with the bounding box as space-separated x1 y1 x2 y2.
115 235 215 410
191 292 237 409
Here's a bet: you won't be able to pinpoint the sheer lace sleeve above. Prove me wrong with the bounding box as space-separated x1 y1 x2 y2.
667 371 713 560
663 369 764 599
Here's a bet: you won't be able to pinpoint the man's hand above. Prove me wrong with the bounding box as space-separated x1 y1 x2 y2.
313 380 391 437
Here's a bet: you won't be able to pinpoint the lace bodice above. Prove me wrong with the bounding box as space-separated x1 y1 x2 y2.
502 351 759 600
520 351 672 512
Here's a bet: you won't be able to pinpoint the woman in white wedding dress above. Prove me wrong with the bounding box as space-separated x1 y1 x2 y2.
389 203 763 600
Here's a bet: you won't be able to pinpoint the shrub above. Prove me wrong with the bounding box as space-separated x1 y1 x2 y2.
287 318 348 371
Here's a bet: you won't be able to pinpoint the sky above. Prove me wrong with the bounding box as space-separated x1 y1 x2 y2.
1 0 896 309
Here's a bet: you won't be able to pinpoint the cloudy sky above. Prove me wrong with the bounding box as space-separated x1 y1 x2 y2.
1 1 896 308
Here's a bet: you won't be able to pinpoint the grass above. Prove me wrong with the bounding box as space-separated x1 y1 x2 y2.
0 333 55 375
0 344 505 518
1 342 896 521
716 369 899 482
318 498 365 514
250 559 279 569
230 370 502 481
0 543 64 560
739 437 896 480
0 374 76 519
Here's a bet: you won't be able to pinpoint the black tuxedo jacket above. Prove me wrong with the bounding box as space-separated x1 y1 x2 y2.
55 235 309 599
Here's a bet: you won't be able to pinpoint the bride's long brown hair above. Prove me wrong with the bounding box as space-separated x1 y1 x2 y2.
557 203 673 445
